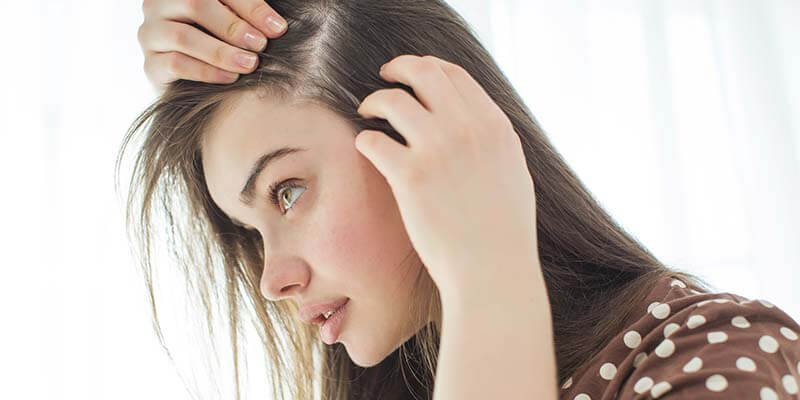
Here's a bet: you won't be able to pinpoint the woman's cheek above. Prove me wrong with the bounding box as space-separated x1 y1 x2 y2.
313 194 399 286
310 196 371 275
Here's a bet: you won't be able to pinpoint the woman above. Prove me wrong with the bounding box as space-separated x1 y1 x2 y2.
125 0 800 399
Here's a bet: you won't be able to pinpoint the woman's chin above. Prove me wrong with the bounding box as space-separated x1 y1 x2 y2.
342 340 394 368
345 324 429 367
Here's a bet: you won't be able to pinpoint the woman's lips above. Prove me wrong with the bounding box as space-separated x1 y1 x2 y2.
320 299 349 344
299 297 349 325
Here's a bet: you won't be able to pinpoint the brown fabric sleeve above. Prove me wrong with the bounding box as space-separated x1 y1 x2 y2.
615 298 800 399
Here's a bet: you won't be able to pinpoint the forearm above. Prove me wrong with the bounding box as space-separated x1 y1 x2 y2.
433 260 558 400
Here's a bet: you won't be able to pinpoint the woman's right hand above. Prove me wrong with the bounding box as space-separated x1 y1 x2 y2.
137 0 288 94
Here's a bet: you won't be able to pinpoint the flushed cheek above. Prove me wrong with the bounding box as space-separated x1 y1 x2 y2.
313 195 412 293
315 204 388 279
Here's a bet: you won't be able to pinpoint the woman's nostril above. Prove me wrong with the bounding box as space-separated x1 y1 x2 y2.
280 284 301 294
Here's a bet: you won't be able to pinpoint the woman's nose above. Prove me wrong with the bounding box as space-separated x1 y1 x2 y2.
259 257 311 301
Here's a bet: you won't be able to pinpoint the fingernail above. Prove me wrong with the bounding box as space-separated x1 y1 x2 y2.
266 15 287 33
236 52 257 68
244 32 267 51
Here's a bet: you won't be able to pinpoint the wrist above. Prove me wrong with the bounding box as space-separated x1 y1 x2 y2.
439 256 548 315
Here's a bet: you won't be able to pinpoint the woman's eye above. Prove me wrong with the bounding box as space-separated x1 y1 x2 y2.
269 180 306 214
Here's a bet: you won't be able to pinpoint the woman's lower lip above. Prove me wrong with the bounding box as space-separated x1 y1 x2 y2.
320 299 349 345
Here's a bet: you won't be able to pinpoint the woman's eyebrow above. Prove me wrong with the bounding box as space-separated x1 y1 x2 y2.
239 146 308 207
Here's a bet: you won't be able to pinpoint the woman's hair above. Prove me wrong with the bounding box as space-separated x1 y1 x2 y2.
116 0 712 399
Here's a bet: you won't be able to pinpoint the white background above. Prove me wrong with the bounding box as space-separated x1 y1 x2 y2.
1 0 797 399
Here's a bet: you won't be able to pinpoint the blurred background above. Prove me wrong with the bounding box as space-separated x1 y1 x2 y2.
1 0 797 399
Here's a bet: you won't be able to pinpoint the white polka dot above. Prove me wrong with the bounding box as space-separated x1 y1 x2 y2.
634 376 654 394
655 339 675 358
707 331 728 344
651 303 671 319
647 301 660 313
780 327 798 341
706 374 728 392
759 335 779 353
599 362 616 380
687 314 707 329
682 356 703 373
783 375 799 394
561 376 573 389
713 298 731 304
759 299 775 308
731 315 751 328
651 381 672 398
696 299 713 307
663 323 680 338
736 356 757 372
623 330 642 349
633 352 647 368
760 386 778 400
671 279 687 288
574 393 591 400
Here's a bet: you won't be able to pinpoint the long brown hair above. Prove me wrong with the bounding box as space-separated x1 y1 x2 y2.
116 0 711 399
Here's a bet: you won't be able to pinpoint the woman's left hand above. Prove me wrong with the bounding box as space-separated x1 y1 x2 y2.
355 54 541 301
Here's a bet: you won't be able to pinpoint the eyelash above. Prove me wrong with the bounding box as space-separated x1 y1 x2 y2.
268 178 304 214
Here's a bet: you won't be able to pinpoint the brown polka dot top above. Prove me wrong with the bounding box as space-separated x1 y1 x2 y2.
559 276 800 399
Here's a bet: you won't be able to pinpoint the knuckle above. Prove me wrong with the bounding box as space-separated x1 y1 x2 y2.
180 0 203 17
136 23 147 45
414 56 439 76
225 18 244 40
421 55 441 64
199 65 217 82
441 60 467 76
359 130 379 148
384 54 409 69
396 54 416 63
363 89 389 107
385 88 408 103
412 57 433 72
170 25 188 47
164 52 183 78
212 45 228 66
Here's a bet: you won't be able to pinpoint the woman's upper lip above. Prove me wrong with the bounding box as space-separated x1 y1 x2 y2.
298 297 349 325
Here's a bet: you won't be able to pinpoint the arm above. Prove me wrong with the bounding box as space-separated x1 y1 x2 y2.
433 258 558 400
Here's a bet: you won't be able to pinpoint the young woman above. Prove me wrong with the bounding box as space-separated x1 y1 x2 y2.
126 1 800 399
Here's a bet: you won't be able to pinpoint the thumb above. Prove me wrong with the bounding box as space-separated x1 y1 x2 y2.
354 129 409 185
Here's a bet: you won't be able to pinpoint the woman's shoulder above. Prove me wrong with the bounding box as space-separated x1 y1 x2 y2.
559 276 800 400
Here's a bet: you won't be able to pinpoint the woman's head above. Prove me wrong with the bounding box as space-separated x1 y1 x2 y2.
118 0 708 398
200 89 431 366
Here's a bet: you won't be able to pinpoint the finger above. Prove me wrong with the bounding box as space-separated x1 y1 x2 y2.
197 0 269 51
139 19 260 74
378 55 465 116
220 0 288 37
429 57 509 126
357 88 433 148
144 0 267 52
354 129 410 186
145 50 240 86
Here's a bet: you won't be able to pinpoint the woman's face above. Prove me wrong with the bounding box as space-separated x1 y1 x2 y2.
201 90 428 367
